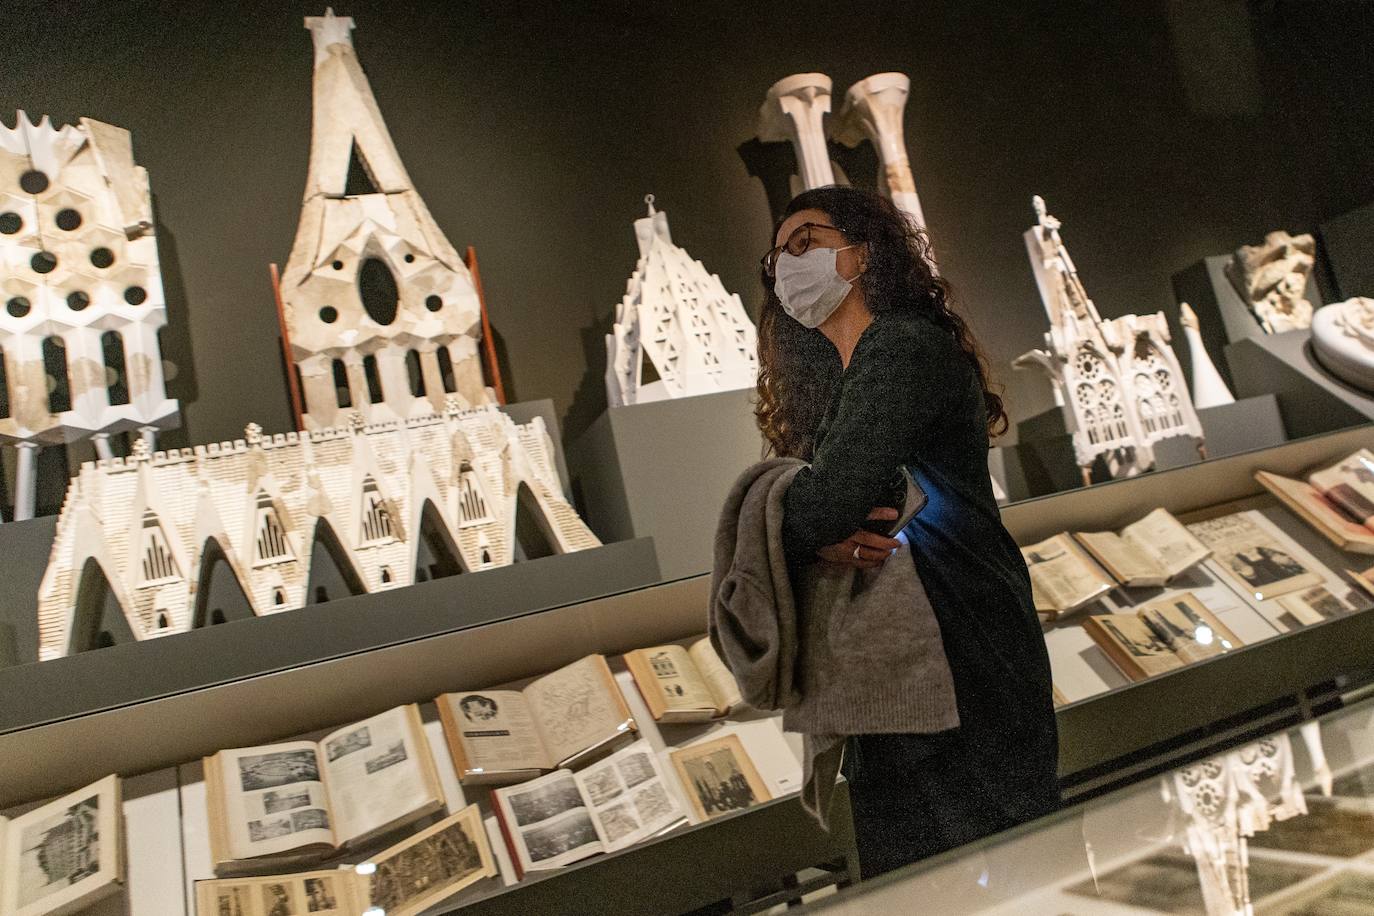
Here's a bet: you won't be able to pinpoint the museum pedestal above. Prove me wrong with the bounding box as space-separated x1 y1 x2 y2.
1225 330 1374 439
568 388 765 581
1013 395 1287 496
1320 199 1374 301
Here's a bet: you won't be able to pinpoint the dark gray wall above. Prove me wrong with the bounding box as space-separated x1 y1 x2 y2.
3 0 1373 473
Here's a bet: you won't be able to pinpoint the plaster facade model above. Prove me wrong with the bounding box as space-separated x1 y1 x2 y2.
280 10 494 433
0 113 179 519
1311 297 1374 393
757 72 929 235
1167 731 1315 916
1014 196 1203 482
605 196 757 407
1179 302 1235 409
35 403 600 660
1224 230 1316 334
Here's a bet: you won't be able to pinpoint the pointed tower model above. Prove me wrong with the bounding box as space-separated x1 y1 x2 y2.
281 10 495 431
0 113 180 519
1178 302 1235 409
1013 196 1203 482
605 196 758 407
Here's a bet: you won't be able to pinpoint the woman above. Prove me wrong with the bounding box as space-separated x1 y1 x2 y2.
757 186 1059 878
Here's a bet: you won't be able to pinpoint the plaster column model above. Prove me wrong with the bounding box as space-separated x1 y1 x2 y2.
0 112 180 520
1311 297 1374 393
280 10 494 432
757 73 836 191
1013 196 1202 481
605 195 757 407
36 405 601 660
832 73 928 233
1179 302 1235 409
1224 231 1316 334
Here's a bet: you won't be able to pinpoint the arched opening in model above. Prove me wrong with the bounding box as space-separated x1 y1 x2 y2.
304 516 367 604
513 481 558 562
414 498 465 583
192 537 256 629
67 558 138 654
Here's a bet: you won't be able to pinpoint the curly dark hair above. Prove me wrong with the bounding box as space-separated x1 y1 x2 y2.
755 186 1007 458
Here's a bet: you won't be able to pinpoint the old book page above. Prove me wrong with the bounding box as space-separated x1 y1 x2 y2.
1022 533 1114 615
1121 508 1212 578
440 689 550 780
668 733 772 823
1083 614 1185 681
216 741 335 863
1188 512 1323 600
195 869 361 916
523 656 634 767
322 706 437 846
1276 585 1352 627
1256 470 1374 554
1075 531 1166 587
360 805 495 916
690 638 743 713
573 740 684 853
0 775 122 916
495 769 603 875
1137 593 1240 664
1308 449 1374 524
627 645 718 719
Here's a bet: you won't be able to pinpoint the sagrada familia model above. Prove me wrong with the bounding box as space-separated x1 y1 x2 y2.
34 10 599 659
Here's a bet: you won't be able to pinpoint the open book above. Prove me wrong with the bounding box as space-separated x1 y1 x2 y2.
195 868 364 916
0 775 122 916
1022 533 1115 618
437 655 637 785
1074 508 1212 588
625 638 743 723
204 705 445 875
492 739 685 879
1256 450 1374 554
668 733 773 823
1083 593 1242 681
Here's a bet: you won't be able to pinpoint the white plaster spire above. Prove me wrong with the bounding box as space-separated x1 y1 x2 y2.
758 73 835 190
1179 302 1235 409
305 8 355 62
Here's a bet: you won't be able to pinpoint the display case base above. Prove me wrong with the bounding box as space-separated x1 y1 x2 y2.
568 388 764 581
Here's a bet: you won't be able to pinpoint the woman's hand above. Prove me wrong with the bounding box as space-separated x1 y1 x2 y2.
816 507 902 569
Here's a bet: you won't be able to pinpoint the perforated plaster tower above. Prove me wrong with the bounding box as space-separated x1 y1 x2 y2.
1014 196 1203 482
605 196 757 407
281 10 494 432
0 113 179 520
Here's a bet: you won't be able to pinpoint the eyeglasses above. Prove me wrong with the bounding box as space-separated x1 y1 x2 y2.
760 222 848 278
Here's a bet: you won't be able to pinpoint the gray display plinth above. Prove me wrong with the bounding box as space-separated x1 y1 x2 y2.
568 389 764 581
1014 395 1287 495
1226 329 1374 439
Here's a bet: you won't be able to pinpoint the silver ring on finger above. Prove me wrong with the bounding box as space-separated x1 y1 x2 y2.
853 544 862 561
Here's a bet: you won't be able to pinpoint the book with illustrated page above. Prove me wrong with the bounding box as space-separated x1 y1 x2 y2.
1074 508 1212 588
436 654 638 786
1187 512 1323 601
491 739 685 879
1083 592 1243 681
668 733 773 823
1256 450 1374 554
1273 584 1356 630
1021 533 1115 618
625 638 743 723
195 868 363 916
203 704 445 875
0 775 122 916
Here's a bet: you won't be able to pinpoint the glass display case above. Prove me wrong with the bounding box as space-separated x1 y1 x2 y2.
804 691 1374 915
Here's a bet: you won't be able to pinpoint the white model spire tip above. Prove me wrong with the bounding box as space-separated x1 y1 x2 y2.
305 7 355 59
1179 301 1199 329
644 193 656 216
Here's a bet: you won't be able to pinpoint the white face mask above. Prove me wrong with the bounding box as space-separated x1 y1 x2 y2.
774 244 859 329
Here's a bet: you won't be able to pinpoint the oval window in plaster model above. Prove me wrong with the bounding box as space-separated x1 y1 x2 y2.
358 257 399 326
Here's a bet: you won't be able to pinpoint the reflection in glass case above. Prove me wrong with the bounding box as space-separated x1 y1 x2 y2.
803 696 1374 915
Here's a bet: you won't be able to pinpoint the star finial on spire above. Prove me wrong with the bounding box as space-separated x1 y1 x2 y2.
305 8 356 63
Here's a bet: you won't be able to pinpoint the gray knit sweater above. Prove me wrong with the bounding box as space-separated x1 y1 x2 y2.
708 458 959 826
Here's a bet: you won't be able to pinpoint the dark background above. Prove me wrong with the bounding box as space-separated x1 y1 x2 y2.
4 0 1373 465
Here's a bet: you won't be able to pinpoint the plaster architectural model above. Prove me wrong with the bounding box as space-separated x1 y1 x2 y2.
0 113 179 519
1167 730 1317 916
1311 296 1374 393
757 72 929 236
1224 230 1316 334
35 403 600 660
1179 302 1235 409
1013 196 1203 482
605 196 757 407
280 10 495 432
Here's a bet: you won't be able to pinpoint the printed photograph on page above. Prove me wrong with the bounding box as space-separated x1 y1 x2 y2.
367 811 489 915
324 708 429 842
15 793 102 911
1188 513 1321 599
